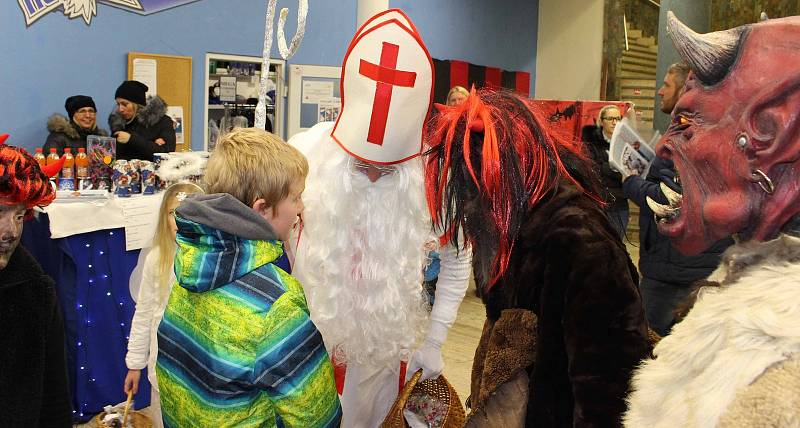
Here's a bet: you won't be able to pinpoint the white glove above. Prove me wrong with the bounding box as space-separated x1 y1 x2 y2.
407 321 447 381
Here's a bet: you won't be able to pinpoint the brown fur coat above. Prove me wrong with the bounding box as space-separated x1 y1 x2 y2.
470 183 650 427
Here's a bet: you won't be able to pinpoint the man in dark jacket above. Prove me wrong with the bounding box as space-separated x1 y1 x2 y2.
623 157 733 335
622 63 733 336
0 134 72 427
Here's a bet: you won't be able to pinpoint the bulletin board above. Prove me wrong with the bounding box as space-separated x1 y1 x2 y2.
287 64 342 140
127 52 192 151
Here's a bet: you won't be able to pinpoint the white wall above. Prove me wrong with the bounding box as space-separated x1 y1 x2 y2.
535 0 605 100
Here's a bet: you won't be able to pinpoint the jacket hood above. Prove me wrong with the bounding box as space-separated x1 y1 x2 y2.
47 114 107 139
138 95 168 127
173 193 282 293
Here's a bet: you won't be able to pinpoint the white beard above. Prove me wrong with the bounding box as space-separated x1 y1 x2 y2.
291 123 432 367
62 0 96 24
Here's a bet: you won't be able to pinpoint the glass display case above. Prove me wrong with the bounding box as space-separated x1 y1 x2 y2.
203 53 286 150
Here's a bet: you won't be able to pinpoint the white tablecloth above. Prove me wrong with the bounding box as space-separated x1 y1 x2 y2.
43 194 165 246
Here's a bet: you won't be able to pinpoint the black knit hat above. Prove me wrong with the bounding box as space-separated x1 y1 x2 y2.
114 80 148 106
65 95 96 118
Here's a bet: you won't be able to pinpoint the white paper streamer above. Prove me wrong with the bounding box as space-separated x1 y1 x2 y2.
256 0 308 130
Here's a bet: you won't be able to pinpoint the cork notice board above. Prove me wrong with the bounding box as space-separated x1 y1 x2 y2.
127 52 192 151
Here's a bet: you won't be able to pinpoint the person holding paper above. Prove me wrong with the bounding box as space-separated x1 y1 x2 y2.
582 105 629 238
109 80 176 161
622 63 733 336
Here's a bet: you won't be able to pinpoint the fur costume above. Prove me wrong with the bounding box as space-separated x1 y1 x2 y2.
625 235 800 427
425 90 650 427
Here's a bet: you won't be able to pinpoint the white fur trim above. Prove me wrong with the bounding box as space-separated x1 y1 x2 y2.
625 235 800 427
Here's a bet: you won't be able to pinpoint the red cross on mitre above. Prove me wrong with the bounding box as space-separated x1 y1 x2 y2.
358 42 417 146
331 10 434 165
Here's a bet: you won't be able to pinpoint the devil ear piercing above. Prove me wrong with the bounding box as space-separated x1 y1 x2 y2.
736 133 749 150
752 169 774 194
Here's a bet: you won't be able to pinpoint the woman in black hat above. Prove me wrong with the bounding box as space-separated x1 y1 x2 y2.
109 80 176 161
43 95 108 156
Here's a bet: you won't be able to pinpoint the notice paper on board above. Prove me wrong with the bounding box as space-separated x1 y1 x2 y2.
302 80 334 104
132 58 158 97
118 194 164 251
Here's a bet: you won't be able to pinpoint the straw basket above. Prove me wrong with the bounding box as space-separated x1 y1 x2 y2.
381 370 466 428
91 411 152 428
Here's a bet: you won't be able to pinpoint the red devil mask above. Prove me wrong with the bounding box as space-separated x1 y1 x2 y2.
654 13 800 255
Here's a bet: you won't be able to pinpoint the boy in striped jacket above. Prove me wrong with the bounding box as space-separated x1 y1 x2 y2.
155 127 341 428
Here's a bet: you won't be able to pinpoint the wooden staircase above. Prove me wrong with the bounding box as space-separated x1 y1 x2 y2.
620 27 658 129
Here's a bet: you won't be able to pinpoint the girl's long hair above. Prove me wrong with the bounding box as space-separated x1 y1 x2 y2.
154 182 204 301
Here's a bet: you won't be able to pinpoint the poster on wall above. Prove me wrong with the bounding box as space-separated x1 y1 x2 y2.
317 98 341 123
166 106 184 145
18 0 205 26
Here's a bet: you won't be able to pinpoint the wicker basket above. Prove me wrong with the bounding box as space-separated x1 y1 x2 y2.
91 411 152 428
381 369 466 428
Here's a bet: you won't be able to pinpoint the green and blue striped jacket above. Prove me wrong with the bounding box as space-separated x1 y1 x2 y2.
156 216 341 428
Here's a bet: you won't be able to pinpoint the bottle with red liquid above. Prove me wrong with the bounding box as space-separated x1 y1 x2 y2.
75 148 89 190
59 148 75 191
46 148 60 179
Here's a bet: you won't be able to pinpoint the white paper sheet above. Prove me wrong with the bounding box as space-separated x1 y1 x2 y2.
132 58 158 97
118 194 164 251
302 80 334 103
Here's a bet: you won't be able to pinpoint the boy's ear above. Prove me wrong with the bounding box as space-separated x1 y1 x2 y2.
251 198 273 219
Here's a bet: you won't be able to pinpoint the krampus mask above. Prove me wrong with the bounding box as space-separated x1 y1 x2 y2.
653 12 800 254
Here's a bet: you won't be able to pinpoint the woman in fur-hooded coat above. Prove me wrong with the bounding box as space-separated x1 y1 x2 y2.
425 89 651 427
44 95 107 156
109 80 176 161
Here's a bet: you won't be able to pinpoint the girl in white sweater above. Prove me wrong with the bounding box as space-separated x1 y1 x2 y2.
122 182 203 426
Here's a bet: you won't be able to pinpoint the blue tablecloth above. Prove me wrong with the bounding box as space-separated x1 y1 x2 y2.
21 212 292 422
21 214 151 422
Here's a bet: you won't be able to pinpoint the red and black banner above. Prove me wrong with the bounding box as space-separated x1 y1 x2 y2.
433 59 531 103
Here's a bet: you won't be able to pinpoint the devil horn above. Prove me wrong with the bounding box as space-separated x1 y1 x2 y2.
0 134 8 146
666 11 745 86
40 156 65 179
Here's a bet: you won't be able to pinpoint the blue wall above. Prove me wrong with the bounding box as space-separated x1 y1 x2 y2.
1 0 537 152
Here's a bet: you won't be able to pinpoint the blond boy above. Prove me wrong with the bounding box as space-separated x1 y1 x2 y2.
155 128 341 428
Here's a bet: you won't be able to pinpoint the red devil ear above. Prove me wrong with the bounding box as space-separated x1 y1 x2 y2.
40 156 65 179
0 134 8 146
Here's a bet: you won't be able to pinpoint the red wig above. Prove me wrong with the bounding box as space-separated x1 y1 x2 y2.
425 89 598 290
0 134 57 217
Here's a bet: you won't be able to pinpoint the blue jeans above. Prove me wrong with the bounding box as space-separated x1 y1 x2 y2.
639 277 694 336
608 206 629 240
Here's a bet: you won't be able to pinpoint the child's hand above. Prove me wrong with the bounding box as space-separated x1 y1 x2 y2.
123 369 141 395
